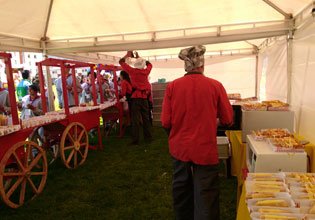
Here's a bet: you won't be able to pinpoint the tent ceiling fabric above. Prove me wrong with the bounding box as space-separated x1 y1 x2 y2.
0 0 313 61
48 0 284 40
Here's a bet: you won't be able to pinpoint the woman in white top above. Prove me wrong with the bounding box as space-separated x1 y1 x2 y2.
0 85 10 114
20 84 43 119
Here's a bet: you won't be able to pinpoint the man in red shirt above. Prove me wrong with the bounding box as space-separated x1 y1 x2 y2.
119 51 153 145
161 45 233 220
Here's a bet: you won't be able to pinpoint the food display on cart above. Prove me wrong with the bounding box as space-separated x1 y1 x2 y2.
245 172 315 219
0 53 122 208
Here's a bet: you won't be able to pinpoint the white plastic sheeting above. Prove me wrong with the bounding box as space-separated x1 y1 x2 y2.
291 22 315 143
258 39 288 102
149 56 256 98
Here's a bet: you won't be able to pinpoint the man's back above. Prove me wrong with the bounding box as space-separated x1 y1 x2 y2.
161 73 233 165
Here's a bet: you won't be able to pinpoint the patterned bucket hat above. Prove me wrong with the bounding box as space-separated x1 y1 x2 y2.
178 45 206 72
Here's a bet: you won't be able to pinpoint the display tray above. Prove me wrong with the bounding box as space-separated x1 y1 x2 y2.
242 103 268 111
267 106 290 111
250 212 305 220
267 137 305 153
252 128 292 141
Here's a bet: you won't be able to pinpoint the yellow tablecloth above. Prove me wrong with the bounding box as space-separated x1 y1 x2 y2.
236 183 251 220
229 130 247 205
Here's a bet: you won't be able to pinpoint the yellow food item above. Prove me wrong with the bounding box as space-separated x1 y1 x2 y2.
298 193 315 199
246 193 275 199
251 173 274 177
255 199 289 207
253 181 283 186
253 184 282 190
252 188 282 193
309 203 315 214
260 214 297 219
306 188 315 193
254 178 282 182
258 208 291 214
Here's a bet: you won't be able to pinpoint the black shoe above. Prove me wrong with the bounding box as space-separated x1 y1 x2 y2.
128 141 139 146
144 138 153 144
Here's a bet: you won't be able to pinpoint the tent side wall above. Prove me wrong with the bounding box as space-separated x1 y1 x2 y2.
257 39 288 102
150 55 256 99
291 22 315 143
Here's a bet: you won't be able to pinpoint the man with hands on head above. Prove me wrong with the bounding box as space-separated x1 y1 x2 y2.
119 51 153 146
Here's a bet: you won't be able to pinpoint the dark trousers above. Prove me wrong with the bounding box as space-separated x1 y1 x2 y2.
172 158 220 220
131 98 152 143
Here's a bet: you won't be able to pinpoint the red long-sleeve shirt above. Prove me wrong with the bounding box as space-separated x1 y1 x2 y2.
119 59 152 99
120 80 132 97
161 73 233 165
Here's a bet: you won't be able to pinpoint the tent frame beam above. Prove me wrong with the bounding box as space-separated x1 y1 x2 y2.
262 0 292 19
46 30 288 53
46 19 289 42
294 0 315 30
43 0 54 40
45 20 290 53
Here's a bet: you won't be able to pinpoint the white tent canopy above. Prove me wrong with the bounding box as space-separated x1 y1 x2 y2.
0 0 312 59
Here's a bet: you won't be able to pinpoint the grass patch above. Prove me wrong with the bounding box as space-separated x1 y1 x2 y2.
0 126 237 219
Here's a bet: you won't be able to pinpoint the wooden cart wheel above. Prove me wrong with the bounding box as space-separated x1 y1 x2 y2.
60 122 89 169
0 141 48 208
29 127 59 165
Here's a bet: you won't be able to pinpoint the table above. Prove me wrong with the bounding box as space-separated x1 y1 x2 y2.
246 135 307 173
228 130 315 208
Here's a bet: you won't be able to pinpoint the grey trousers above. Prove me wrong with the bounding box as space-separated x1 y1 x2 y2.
131 98 152 143
172 158 220 220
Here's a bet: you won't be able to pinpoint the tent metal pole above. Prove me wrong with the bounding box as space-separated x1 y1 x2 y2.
43 0 54 40
286 31 293 104
41 41 55 111
262 0 292 19
255 54 259 99
41 0 55 111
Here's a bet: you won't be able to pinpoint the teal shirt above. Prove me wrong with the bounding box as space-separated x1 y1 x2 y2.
16 79 31 101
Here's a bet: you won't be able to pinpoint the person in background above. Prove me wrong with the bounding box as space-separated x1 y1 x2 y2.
80 72 93 104
161 45 233 220
65 68 82 107
103 77 115 101
119 71 132 106
119 71 133 126
0 82 10 114
54 74 63 109
119 51 153 145
147 85 153 125
32 73 53 111
95 74 112 103
16 70 31 101
20 84 43 119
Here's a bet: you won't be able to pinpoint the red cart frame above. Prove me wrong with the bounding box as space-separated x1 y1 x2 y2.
97 64 125 137
0 55 101 209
